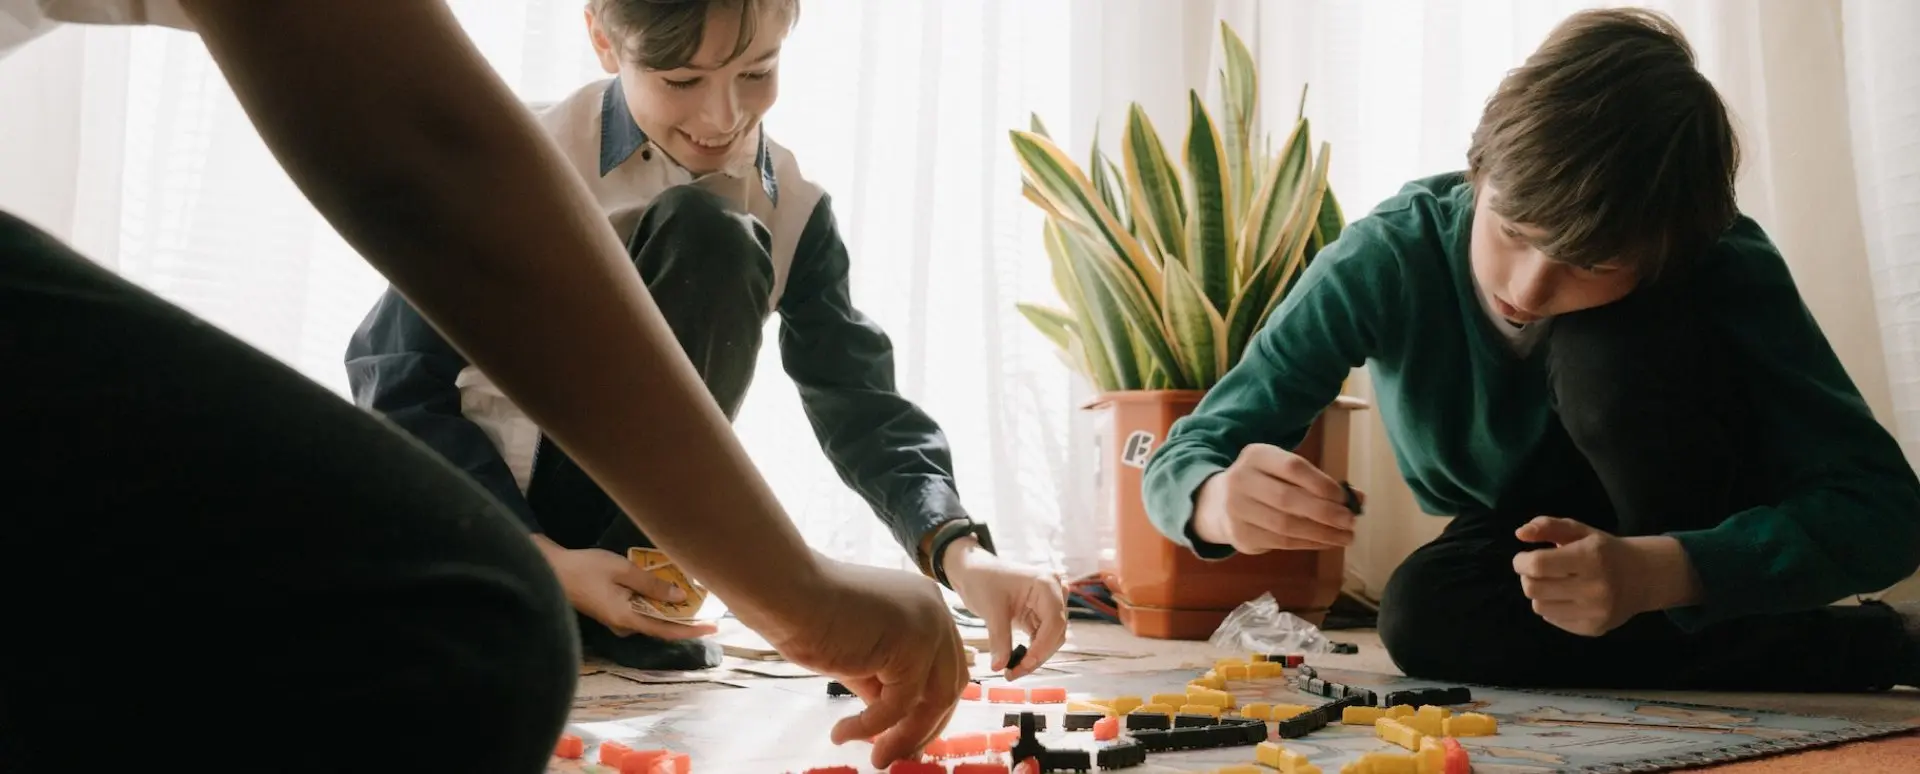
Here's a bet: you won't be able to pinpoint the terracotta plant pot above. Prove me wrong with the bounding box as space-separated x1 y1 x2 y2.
1090 390 1368 640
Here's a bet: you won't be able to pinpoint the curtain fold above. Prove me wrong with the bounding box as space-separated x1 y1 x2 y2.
0 0 1911 589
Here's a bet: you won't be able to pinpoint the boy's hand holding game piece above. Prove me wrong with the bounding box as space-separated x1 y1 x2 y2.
1191 443 1363 554
942 542 1068 680
1512 517 1704 637
533 536 719 640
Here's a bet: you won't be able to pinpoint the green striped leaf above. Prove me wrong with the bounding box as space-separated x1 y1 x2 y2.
1016 302 1077 354
1120 104 1187 269
1219 22 1258 222
1236 117 1312 280
1089 127 1130 244
1182 90 1235 315
1163 260 1228 384
1030 113 1052 140
1059 224 1190 387
1011 129 1161 302
1256 142 1334 326
1047 219 1131 390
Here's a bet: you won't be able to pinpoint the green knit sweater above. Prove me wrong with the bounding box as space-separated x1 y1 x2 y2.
1142 171 1920 631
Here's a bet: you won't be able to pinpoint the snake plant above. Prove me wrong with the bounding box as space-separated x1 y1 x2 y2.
1013 22 1344 392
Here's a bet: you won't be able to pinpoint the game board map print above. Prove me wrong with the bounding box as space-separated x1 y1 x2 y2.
547 665 1917 773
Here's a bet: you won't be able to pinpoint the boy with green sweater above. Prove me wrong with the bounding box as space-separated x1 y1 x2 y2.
1144 8 1920 690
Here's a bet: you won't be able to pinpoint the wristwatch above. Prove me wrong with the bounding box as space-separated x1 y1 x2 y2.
921 517 996 590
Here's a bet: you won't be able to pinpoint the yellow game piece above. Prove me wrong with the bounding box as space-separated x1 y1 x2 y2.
1237 702 1270 721
1402 711 1444 737
1132 703 1176 717
1248 661 1284 679
1212 767 1264 774
1375 717 1424 751
1215 657 1248 670
1386 704 1416 718
1178 704 1222 718
1109 696 1143 715
1416 704 1452 720
1444 712 1498 736
1341 705 1386 725
1339 751 1417 774
1415 737 1446 774
1192 673 1226 690
1257 742 1319 774
1255 741 1285 768
1251 653 1271 662
1067 700 1114 715
1221 664 1250 680
1266 703 1314 721
1151 693 1189 708
1185 687 1233 708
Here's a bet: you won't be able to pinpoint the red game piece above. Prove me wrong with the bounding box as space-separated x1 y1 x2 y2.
799 768 858 774
962 682 983 701
888 761 946 774
618 749 669 774
599 741 634 767
649 752 690 774
923 737 954 759
554 734 585 759
1012 758 1040 774
1026 687 1067 703
1442 737 1471 774
947 733 989 757
1092 715 1120 741
953 764 1011 774
987 686 1027 704
988 726 1018 752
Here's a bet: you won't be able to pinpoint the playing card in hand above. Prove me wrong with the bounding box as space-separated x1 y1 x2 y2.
626 547 712 622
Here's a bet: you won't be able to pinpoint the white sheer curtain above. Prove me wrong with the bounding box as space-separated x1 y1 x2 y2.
2 0 1913 591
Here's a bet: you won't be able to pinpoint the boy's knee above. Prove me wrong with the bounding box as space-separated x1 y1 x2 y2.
635 186 772 256
1545 294 1695 440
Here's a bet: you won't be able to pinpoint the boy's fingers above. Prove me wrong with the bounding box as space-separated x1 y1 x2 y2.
1016 590 1070 680
1263 446 1349 502
620 610 718 640
615 564 687 602
1276 486 1358 532
1512 546 1583 579
985 609 1015 673
1280 516 1355 548
1519 575 1582 602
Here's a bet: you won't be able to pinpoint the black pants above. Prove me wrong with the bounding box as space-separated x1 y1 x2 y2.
546 186 775 669
0 211 578 771
1379 284 1910 691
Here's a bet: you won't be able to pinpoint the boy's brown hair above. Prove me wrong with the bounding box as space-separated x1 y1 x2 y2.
591 0 799 72
1467 7 1739 282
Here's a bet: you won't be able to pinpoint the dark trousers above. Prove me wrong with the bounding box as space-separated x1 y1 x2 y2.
544 186 774 669
0 211 577 770
1379 283 1909 691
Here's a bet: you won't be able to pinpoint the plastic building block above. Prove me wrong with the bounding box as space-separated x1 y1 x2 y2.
1338 751 1415 774
1037 748 1091 772
949 733 991 757
1232 717 1270 745
1441 738 1471 774
1386 705 1416 718
1415 737 1446 774
1178 705 1222 719
1164 727 1211 750
1063 712 1105 731
1028 686 1068 704
1220 664 1250 680
953 764 1010 774
1094 739 1146 770
1374 717 1424 751
889 761 946 774
1132 702 1176 717
800 768 859 774
599 741 634 767
1214 766 1265 774
1174 713 1216 728
1401 711 1443 737
988 686 1028 704
1150 692 1189 707
1341 706 1386 725
1003 713 1047 731
1436 687 1472 705
962 682 983 701
1014 761 1039 774
1267 704 1314 721
1191 673 1227 690
1124 712 1170 730
617 750 668 774
1066 700 1113 715
1248 662 1284 679
1185 687 1234 708
1128 728 1171 752
1215 657 1248 669
923 738 952 759
1009 712 1047 769
1259 741 1322 773
827 680 855 698
650 752 691 774
1092 715 1119 741
554 734 584 759
1109 696 1144 715
1443 712 1497 737
989 727 1018 752
1007 643 1028 670
1329 641 1359 655
1237 703 1269 720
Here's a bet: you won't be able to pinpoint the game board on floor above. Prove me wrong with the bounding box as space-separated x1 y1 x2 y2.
549 662 1914 774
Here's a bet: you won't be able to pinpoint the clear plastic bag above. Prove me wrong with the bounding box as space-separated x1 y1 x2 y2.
1208 592 1331 654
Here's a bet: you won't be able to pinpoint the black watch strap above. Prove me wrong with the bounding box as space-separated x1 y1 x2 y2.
928 518 995 589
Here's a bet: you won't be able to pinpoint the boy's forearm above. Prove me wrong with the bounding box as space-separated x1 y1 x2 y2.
181 0 827 622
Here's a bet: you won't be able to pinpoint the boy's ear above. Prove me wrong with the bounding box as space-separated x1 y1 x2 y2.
583 8 622 75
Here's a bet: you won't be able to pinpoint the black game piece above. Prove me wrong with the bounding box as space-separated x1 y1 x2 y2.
1010 711 1048 768
1005 712 1047 731
1306 677 1326 696
1274 714 1318 739
1355 688 1378 707
1232 718 1269 744
1383 690 1413 707
1341 481 1363 515
1201 724 1244 748
1438 686 1472 704
1063 712 1104 731
1164 727 1209 750
1128 728 1172 752
1124 712 1170 731
826 680 853 697
1297 665 1317 678
1174 713 1216 728
1330 641 1360 654
1095 739 1146 770
1007 643 1029 670
1038 748 1091 772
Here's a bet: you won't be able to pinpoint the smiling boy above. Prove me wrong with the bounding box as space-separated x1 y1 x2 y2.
1142 8 1920 690
346 0 1068 675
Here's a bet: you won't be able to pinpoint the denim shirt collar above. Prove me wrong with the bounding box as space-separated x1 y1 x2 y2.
600 78 779 205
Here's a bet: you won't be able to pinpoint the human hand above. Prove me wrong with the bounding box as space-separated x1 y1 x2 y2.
535 539 719 640
942 539 1069 680
756 557 969 768
1511 517 1701 637
1190 443 1362 554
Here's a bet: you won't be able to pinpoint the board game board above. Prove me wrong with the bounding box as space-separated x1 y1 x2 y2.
550 665 1914 773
